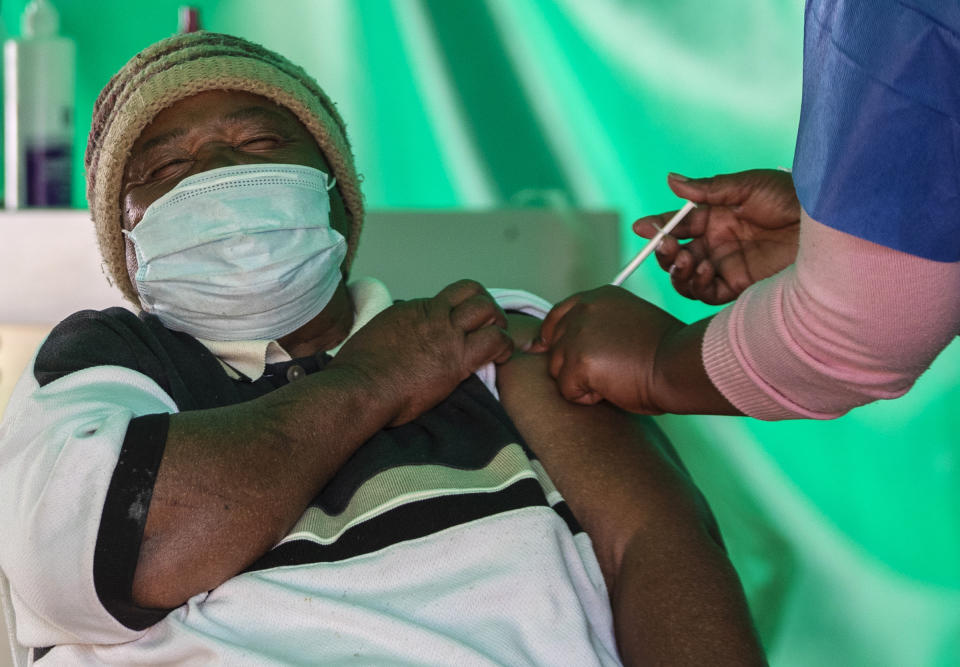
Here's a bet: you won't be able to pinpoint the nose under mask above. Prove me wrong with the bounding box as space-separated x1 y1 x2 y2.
124 163 346 342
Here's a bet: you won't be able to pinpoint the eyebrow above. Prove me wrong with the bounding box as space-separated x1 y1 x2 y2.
137 127 187 156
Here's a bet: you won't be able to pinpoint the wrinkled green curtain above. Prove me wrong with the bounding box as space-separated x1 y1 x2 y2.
7 1 958 664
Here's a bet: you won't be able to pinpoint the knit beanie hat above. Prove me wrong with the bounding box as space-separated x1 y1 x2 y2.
85 31 364 303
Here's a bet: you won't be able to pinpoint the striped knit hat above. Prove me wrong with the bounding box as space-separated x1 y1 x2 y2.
86 31 364 303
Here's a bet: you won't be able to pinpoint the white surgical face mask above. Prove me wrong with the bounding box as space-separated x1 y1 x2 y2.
125 164 346 342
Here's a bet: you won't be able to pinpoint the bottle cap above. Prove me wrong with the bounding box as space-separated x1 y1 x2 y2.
22 0 60 39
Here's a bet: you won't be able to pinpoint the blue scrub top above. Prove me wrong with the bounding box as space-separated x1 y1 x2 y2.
792 0 960 261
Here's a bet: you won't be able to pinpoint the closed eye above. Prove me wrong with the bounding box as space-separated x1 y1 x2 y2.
149 158 192 180
239 136 284 150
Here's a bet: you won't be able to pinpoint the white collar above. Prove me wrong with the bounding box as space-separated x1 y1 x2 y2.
196 277 394 381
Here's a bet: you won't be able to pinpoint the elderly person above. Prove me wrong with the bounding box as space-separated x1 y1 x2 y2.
0 33 763 665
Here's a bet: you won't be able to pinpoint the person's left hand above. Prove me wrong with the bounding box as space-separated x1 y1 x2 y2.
529 286 684 414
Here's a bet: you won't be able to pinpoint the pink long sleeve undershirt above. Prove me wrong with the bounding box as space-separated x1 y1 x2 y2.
702 212 960 420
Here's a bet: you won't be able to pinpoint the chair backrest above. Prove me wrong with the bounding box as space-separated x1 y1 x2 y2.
0 567 28 667
0 325 52 421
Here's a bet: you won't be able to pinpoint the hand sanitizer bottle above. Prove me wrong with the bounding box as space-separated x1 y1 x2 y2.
4 0 75 208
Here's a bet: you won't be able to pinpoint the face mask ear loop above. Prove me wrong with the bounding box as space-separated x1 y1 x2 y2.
120 227 149 286
326 176 337 191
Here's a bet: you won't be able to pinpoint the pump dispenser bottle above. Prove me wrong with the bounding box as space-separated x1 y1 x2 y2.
4 0 76 208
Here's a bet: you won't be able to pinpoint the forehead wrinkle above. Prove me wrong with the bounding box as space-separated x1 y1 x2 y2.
223 105 300 129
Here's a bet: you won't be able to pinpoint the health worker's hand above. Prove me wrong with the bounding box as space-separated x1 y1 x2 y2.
635 169 800 305
330 279 513 426
530 286 685 414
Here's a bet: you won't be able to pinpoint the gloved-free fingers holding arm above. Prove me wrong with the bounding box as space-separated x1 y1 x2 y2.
532 285 740 416
134 280 512 609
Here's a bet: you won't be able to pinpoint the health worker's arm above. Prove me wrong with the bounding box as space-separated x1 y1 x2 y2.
703 212 960 419
536 209 960 418
497 343 765 665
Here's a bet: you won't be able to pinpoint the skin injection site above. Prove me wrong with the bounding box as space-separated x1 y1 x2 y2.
0 1 957 665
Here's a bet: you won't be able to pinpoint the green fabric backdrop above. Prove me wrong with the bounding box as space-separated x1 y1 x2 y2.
5 1 957 664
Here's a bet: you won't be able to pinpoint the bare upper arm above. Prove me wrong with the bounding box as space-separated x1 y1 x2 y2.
495 351 715 580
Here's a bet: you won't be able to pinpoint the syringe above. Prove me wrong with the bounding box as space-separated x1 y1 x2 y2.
611 200 696 286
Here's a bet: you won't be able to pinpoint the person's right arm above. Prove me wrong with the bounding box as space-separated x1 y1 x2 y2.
131 280 512 609
497 351 765 665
